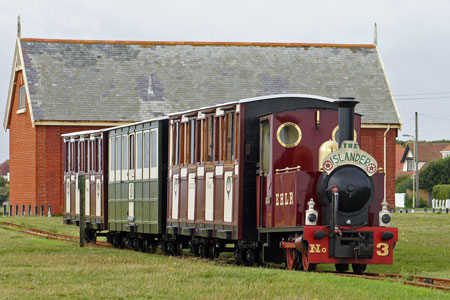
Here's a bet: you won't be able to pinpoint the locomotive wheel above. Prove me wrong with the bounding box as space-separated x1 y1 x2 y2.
286 248 299 270
302 252 317 272
351 264 367 274
335 264 349 273
150 243 158 254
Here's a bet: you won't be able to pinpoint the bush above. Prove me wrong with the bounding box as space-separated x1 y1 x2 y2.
432 185 450 200
404 193 428 208
396 175 412 193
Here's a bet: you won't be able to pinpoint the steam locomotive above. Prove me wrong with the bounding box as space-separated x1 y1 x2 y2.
62 94 398 273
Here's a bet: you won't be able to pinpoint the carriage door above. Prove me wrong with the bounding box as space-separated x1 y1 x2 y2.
259 116 273 227
128 133 135 222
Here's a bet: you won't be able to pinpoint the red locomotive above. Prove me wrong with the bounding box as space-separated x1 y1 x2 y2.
167 95 397 273
63 94 397 273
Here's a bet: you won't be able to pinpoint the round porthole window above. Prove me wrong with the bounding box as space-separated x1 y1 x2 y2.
277 122 302 148
332 126 357 142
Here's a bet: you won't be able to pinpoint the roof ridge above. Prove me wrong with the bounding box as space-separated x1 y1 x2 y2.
20 38 375 48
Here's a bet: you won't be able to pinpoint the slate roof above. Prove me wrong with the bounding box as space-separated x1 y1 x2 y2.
15 38 400 124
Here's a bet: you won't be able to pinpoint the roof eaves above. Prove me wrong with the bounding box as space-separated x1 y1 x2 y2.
3 39 22 131
19 38 376 49
375 46 402 127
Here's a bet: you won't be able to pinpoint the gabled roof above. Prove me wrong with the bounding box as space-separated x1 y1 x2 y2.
401 143 450 163
4 38 401 130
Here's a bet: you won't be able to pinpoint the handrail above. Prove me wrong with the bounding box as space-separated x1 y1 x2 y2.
275 166 301 174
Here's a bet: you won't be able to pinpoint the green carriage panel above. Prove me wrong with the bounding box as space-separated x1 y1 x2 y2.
106 119 168 235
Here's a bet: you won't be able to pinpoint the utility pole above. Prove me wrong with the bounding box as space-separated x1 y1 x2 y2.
415 112 419 209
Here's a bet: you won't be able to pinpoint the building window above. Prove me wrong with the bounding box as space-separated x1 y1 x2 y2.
407 159 414 171
19 85 26 109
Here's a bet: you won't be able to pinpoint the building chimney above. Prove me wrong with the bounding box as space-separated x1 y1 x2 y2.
335 97 359 147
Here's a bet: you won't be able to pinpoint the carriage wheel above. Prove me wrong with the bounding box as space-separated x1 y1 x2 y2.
176 241 183 256
286 248 299 270
118 235 126 249
335 264 349 273
351 264 366 274
208 244 219 260
139 239 148 253
302 251 317 271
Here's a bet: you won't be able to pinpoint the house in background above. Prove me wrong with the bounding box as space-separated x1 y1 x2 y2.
440 145 450 158
395 144 405 178
3 36 401 216
399 143 450 176
399 142 450 204
0 160 9 181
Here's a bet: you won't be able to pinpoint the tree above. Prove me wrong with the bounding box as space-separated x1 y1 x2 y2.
0 177 9 204
419 156 450 191
395 175 412 193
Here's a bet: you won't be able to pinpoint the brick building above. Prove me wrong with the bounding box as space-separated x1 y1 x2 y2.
3 37 401 215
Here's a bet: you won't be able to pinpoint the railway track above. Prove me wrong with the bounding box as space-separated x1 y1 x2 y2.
317 270 450 291
0 221 110 247
1 220 448 291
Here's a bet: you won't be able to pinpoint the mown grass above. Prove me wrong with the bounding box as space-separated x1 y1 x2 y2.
0 214 449 299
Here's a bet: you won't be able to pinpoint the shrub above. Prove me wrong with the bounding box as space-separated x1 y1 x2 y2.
432 185 450 200
404 193 428 208
395 175 412 193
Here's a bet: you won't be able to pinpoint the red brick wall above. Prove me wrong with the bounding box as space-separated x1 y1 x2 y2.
35 125 106 215
8 71 108 215
9 71 37 216
360 128 397 209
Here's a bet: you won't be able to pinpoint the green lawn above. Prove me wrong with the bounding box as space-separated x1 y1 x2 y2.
0 214 449 300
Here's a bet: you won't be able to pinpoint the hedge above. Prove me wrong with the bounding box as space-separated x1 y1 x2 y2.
432 184 450 200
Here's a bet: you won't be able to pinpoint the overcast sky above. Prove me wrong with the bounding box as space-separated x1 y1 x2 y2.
1 0 450 163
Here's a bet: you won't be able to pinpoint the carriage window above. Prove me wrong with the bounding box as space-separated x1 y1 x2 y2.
116 136 122 177
277 122 302 148
235 113 240 158
122 135 128 171
151 129 158 168
225 112 235 161
144 131 150 169
79 141 84 172
137 132 143 169
97 137 102 172
129 134 135 170
92 139 98 172
206 116 214 162
109 137 115 181
197 120 202 163
190 119 196 164
174 122 180 165
77 141 81 172
64 141 69 172
261 120 271 173
181 123 187 165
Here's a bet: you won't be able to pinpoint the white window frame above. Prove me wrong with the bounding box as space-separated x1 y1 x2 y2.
136 131 143 180
143 130 150 180
122 134 129 181
150 128 158 179
109 137 115 182
115 136 122 181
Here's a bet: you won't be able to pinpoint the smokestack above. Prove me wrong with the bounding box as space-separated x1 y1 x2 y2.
335 97 359 147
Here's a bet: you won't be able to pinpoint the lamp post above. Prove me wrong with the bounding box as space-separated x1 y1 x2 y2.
403 133 419 209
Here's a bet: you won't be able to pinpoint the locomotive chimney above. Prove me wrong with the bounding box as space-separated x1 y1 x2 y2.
335 97 359 147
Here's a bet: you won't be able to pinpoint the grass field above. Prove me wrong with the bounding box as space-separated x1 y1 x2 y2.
0 214 449 300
